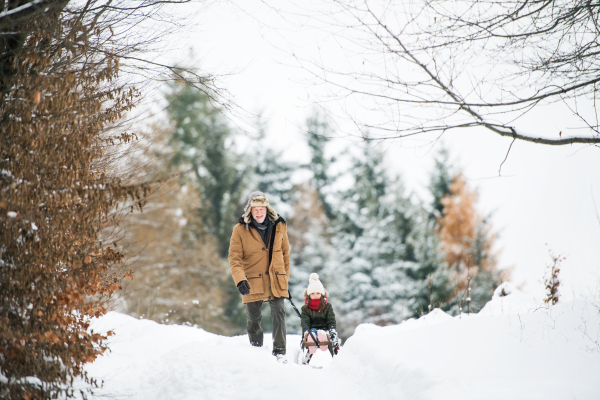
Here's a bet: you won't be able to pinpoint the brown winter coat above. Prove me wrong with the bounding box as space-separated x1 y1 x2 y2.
228 216 290 303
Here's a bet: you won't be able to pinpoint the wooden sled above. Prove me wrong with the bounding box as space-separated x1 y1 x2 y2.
301 330 336 364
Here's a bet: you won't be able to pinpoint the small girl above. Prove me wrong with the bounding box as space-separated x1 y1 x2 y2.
300 273 340 354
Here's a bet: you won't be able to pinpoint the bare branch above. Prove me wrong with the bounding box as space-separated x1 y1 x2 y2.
293 0 600 147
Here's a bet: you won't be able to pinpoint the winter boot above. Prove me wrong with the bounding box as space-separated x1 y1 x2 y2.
301 351 313 365
276 354 288 364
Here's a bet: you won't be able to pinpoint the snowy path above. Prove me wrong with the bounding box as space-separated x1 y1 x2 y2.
84 313 369 400
84 286 600 400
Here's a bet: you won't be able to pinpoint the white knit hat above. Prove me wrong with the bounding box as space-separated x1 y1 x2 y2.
305 273 325 296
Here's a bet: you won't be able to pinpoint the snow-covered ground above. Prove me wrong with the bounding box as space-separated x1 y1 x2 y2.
83 283 600 399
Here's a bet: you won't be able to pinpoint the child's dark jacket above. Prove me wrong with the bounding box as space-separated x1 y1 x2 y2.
300 302 336 336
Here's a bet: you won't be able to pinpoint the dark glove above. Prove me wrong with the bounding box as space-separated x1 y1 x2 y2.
329 328 340 348
237 280 250 295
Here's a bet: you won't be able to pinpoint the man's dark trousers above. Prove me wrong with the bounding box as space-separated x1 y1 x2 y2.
245 297 286 355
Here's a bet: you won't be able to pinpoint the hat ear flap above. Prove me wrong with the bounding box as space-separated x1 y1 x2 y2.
243 206 252 224
266 205 277 221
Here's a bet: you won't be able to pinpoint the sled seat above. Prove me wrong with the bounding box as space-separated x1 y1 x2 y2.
302 330 334 356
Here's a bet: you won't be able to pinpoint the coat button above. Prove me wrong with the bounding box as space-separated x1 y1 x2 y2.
259 273 262 277
266 271 269 275
262 247 265 251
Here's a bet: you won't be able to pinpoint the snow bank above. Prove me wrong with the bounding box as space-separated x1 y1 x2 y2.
334 285 600 400
478 282 538 316
82 287 600 400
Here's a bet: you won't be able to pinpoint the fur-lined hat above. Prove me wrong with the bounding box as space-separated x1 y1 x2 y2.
242 191 278 230
303 273 329 298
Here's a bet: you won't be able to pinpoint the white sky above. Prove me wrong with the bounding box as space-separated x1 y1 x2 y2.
158 0 600 299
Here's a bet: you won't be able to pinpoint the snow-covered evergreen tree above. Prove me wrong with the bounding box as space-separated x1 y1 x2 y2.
328 146 430 337
404 209 455 316
463 216 504 313
286 183 334 333
166 83 248 258
429 146 453 221
285 113 337 332
304 112 337 220
425 146 506 314
243 126 299 331
252 148 297 211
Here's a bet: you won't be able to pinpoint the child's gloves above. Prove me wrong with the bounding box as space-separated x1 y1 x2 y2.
329 328 340 355
237 280 250 295
329 328 340 347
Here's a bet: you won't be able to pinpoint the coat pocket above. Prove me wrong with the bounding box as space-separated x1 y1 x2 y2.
275 270 288 290
247 274 264 295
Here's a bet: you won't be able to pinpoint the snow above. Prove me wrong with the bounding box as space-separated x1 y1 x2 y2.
479 281 539 316
83 286 600 399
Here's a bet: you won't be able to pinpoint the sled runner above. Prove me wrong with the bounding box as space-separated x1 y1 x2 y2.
301 329 338 364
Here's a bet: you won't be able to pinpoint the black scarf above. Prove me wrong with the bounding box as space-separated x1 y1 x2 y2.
251 217 272 248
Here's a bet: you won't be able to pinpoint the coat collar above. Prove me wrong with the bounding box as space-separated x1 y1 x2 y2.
238 215 286 227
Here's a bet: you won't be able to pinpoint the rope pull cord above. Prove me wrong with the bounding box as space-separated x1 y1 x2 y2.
286 296 320 346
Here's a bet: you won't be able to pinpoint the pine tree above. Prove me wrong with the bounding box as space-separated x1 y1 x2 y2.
166 83 247 258
286 183 333 333
404 209 455 316
304 112 337 220
245 124 299 331
284 113 338 332
251 148 297 215
329 146 421 337
429 146 453 221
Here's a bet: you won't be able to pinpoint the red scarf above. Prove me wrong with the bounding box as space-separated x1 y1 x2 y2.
305 296 328 310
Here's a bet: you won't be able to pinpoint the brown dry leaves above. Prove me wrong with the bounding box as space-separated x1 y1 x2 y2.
0 6 146 400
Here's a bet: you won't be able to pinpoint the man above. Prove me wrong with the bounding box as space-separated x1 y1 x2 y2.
228 191 290 363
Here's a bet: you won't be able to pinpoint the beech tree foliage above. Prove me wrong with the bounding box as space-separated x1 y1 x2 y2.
115 126 233 334
1 6 139 398
0 1 223 398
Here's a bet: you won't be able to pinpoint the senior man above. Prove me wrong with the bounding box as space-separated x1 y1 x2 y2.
228 191 290 363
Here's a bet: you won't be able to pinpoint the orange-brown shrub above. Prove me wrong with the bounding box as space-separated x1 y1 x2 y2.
0 5 146 399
